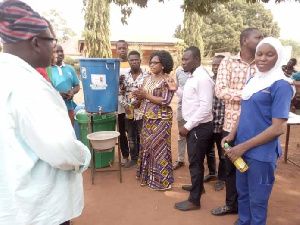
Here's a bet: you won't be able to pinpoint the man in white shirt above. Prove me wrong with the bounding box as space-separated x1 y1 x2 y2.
0 1 90 224
174 46 214 211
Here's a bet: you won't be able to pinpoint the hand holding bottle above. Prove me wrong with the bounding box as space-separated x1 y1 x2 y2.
221 134 235 148
224 143 249 173
127 104 134 119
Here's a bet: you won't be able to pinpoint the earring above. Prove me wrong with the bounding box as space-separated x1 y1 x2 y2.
162 67 164 69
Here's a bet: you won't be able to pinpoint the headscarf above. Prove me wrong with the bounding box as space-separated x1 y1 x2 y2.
0 0 48 43
242 37 293 100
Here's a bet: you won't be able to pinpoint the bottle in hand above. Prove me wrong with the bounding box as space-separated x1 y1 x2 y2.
127 104 134 119
224 143 249 173
127 92 136 119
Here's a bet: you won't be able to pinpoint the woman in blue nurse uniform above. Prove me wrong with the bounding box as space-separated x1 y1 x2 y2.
222 37 295 225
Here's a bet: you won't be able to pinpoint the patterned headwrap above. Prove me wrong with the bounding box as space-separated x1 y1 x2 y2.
0 0 48 43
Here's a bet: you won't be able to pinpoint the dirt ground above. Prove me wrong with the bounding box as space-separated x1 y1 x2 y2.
72 87 300 225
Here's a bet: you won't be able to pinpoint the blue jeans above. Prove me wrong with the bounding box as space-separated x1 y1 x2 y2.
236 156 276 225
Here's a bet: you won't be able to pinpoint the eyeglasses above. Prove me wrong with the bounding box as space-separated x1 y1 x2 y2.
35 36 58 48
149 61 162 66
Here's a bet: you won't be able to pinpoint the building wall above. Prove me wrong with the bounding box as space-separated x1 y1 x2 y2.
107 42 178 67
78 40 180 72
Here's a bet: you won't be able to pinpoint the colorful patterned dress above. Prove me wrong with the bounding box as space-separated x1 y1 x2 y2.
136 75 174 190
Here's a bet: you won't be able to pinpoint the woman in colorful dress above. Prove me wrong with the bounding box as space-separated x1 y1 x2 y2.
135 50 175 190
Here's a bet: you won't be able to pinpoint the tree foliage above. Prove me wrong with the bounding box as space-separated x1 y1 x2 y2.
111 0 300 23
174 11 205 58
170 42 188 69
83 0 112 58
200 0 280 56
109 0 160 24
43 9 76 43
182 11 205 58
82 0 297 58
182 0 299 15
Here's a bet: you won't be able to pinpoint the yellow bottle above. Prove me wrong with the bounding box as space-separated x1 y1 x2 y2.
127 104 134 119
224 143 249 173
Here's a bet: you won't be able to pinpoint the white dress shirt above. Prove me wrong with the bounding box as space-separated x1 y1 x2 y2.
176 66 214 131
0 53 91 224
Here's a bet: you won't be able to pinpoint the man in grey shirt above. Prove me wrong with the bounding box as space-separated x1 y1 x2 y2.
173 66 188 170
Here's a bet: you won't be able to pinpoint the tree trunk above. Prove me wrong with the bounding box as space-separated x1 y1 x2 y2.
182 11 204 58
83 0 112 58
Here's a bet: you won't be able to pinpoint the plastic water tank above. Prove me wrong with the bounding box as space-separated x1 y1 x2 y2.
79 58 120 113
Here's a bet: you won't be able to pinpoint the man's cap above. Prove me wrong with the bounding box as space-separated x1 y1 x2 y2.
0 0 48 43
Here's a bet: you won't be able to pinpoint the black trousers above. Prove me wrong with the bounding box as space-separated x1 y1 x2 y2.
223 131 238 211
60 221 70 225
118 113 129 158
125 118 142 160
187 122 213 206
206 132 226 181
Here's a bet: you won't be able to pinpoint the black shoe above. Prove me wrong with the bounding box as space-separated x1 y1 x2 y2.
203 174 218 182
211 205 238 216
174 200 200 211
173 161 185 170
182 185 205 194
214 180 225 191
182 185 192 191
124 160 137 168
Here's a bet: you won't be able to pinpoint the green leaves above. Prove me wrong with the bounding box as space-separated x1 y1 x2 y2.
43 9 77 43
200 0 280 56
83 0 112 58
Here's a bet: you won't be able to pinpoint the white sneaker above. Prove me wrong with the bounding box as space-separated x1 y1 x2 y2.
121 158 129 166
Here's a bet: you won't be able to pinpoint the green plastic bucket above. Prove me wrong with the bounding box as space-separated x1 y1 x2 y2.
76 113 116 168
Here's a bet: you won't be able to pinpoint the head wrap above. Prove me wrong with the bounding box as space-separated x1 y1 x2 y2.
242 37 293 100
0 0 48 43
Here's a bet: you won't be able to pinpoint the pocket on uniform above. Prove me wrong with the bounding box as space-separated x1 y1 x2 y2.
253 182 274 202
